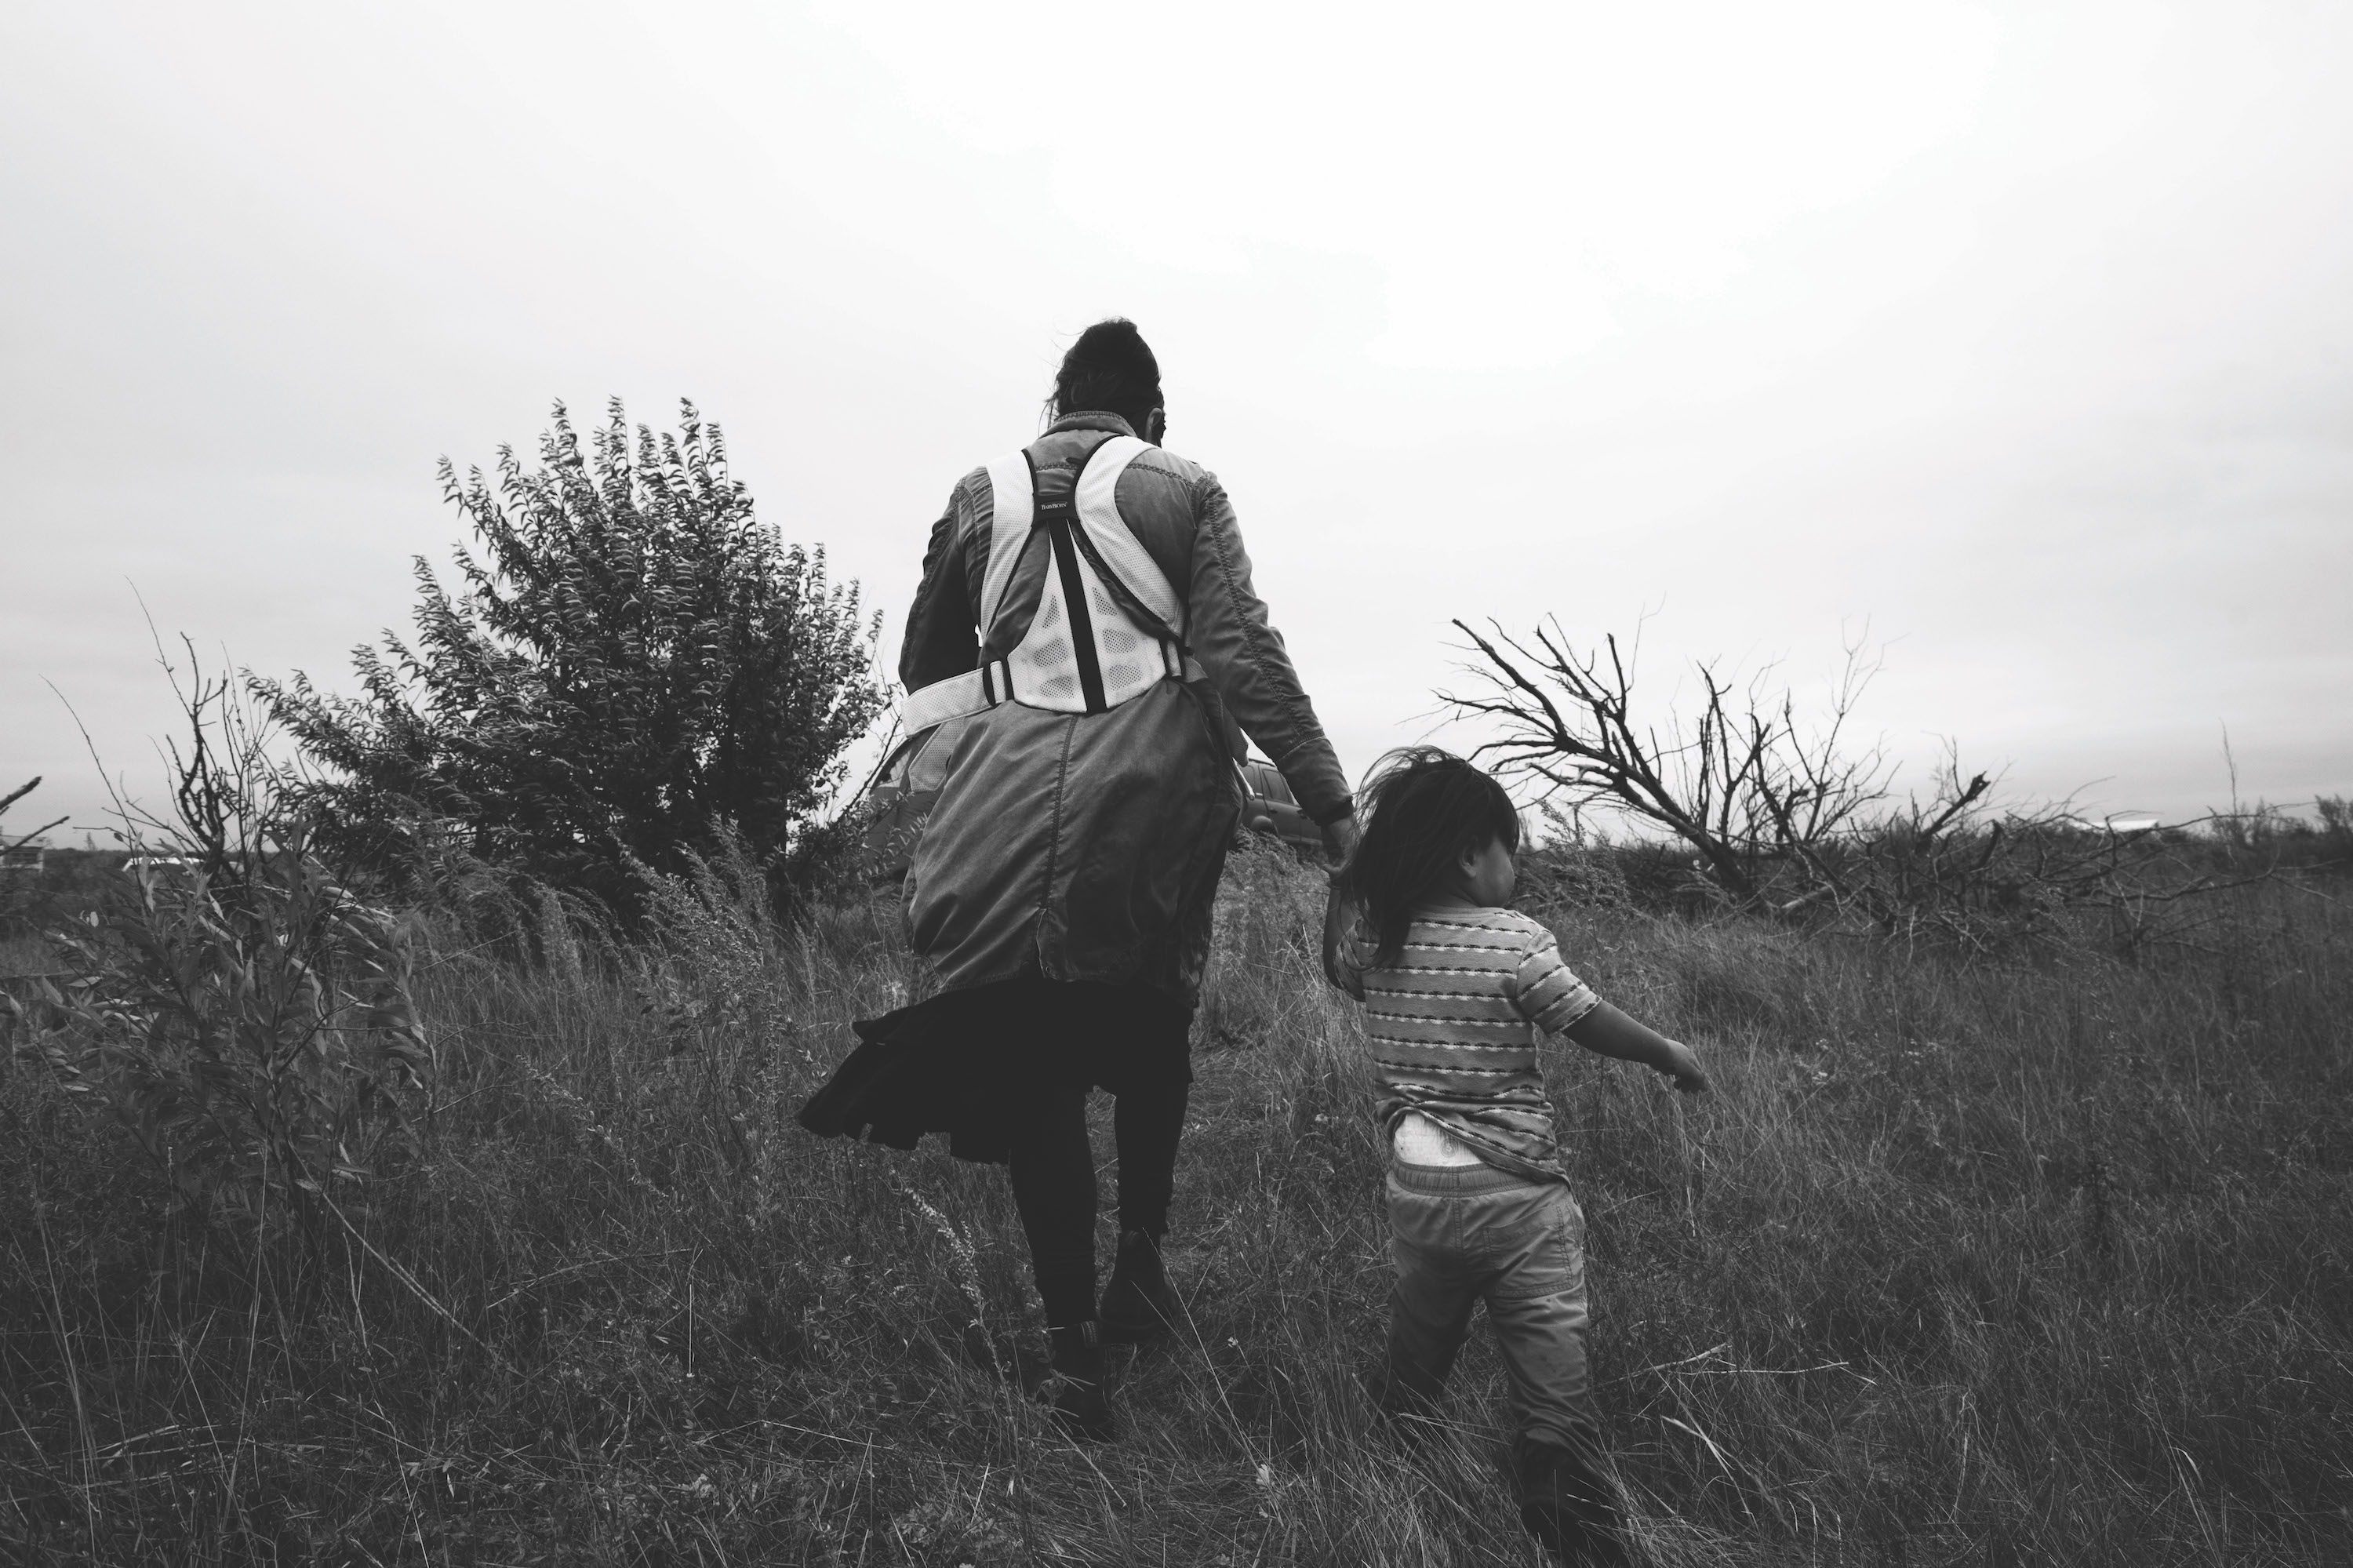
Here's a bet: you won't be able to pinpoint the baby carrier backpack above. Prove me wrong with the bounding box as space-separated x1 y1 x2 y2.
901 436 1202 737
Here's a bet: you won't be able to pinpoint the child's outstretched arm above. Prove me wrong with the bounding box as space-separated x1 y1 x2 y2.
1566 1002 1710 1093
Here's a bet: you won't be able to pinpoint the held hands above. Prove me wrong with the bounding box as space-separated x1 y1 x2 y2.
1320 877 1363 999
1318 813 1363 999
1660 1039 1710 1095
1318 813 1360 864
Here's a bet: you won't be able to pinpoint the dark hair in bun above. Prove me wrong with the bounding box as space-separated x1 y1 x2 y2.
1049 318 1163 435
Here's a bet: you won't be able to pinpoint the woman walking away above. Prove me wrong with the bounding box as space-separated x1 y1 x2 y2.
1326 749 1708 1566
798 319 1357 1439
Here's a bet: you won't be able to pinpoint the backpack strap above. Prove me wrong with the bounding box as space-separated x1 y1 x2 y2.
901 654 1012 736
1026 447 1111 712
976 449 1035 638
1071 436 1185 638
899 438 1202 737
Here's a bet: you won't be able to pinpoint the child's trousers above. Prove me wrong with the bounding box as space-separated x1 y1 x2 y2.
1382 1160 1620 1531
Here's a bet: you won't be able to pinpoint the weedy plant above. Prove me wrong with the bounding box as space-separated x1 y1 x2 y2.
7 646 430 1266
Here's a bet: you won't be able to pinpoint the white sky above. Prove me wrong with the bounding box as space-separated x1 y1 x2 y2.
4 0 2348 838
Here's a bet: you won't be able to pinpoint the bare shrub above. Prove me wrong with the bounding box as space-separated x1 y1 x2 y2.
1443 617 1905 904
1445 617 2304 951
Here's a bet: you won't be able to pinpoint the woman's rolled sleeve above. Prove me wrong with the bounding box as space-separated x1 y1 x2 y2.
1184 471 1353 822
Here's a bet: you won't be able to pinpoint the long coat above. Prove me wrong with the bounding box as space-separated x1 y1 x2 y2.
897 411 1352 1006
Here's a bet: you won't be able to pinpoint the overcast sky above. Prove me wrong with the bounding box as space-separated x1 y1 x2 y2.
4 0 2348 839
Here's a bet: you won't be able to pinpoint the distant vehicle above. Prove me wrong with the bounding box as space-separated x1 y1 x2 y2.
862 734 1320 882
1236 758 1322 855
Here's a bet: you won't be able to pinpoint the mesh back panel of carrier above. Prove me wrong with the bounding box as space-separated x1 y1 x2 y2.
962 435 1184 718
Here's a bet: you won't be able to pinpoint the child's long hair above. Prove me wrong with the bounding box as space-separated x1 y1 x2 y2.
1339 748 1522 970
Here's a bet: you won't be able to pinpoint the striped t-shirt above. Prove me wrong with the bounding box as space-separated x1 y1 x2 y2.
1351 907 1602 1181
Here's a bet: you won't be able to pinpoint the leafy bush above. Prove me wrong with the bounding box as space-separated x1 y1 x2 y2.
253 399 888 919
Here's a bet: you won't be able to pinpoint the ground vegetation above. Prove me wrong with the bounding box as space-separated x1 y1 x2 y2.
5 822 2345 1563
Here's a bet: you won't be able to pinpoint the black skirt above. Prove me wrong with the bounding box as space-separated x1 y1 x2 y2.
795 977 1194 1165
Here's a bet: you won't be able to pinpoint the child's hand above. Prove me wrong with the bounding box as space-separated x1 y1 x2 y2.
1660 1040 1709 1094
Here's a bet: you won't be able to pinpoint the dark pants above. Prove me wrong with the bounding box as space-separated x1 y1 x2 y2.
1380 1161 1621 1534
1009 1076 1188 1327
796 976 1192 1330
998 981 1193 1329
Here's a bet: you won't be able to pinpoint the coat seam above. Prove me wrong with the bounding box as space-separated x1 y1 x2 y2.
1032 713 1078 968
1197 471 1319 754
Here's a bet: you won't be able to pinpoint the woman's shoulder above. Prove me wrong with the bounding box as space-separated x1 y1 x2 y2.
1121 446 1213 510
951 462 995 501
940 465 995 533
1129 444 1207 481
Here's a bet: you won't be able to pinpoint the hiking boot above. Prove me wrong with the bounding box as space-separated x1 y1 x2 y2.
1042 1321 1114 1442
1516 1440 1632 1567
1099 1228 1182 1344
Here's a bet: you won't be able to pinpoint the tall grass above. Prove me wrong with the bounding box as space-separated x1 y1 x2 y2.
4 835 2348 1564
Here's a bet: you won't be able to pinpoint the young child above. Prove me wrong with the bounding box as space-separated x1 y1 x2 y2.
1325 749 1708 1567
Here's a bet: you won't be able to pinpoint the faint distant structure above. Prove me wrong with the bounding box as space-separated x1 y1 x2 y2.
2 776 66 873
2052 813 2161 835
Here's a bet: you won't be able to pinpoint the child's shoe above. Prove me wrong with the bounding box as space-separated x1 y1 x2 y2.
1098 1228 1183 1344
1515 1439 1631 1566
1365 1362 1442 1435
1041 1321 1115 1441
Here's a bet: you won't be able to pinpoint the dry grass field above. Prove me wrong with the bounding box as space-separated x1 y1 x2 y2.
3 835 2348 1565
